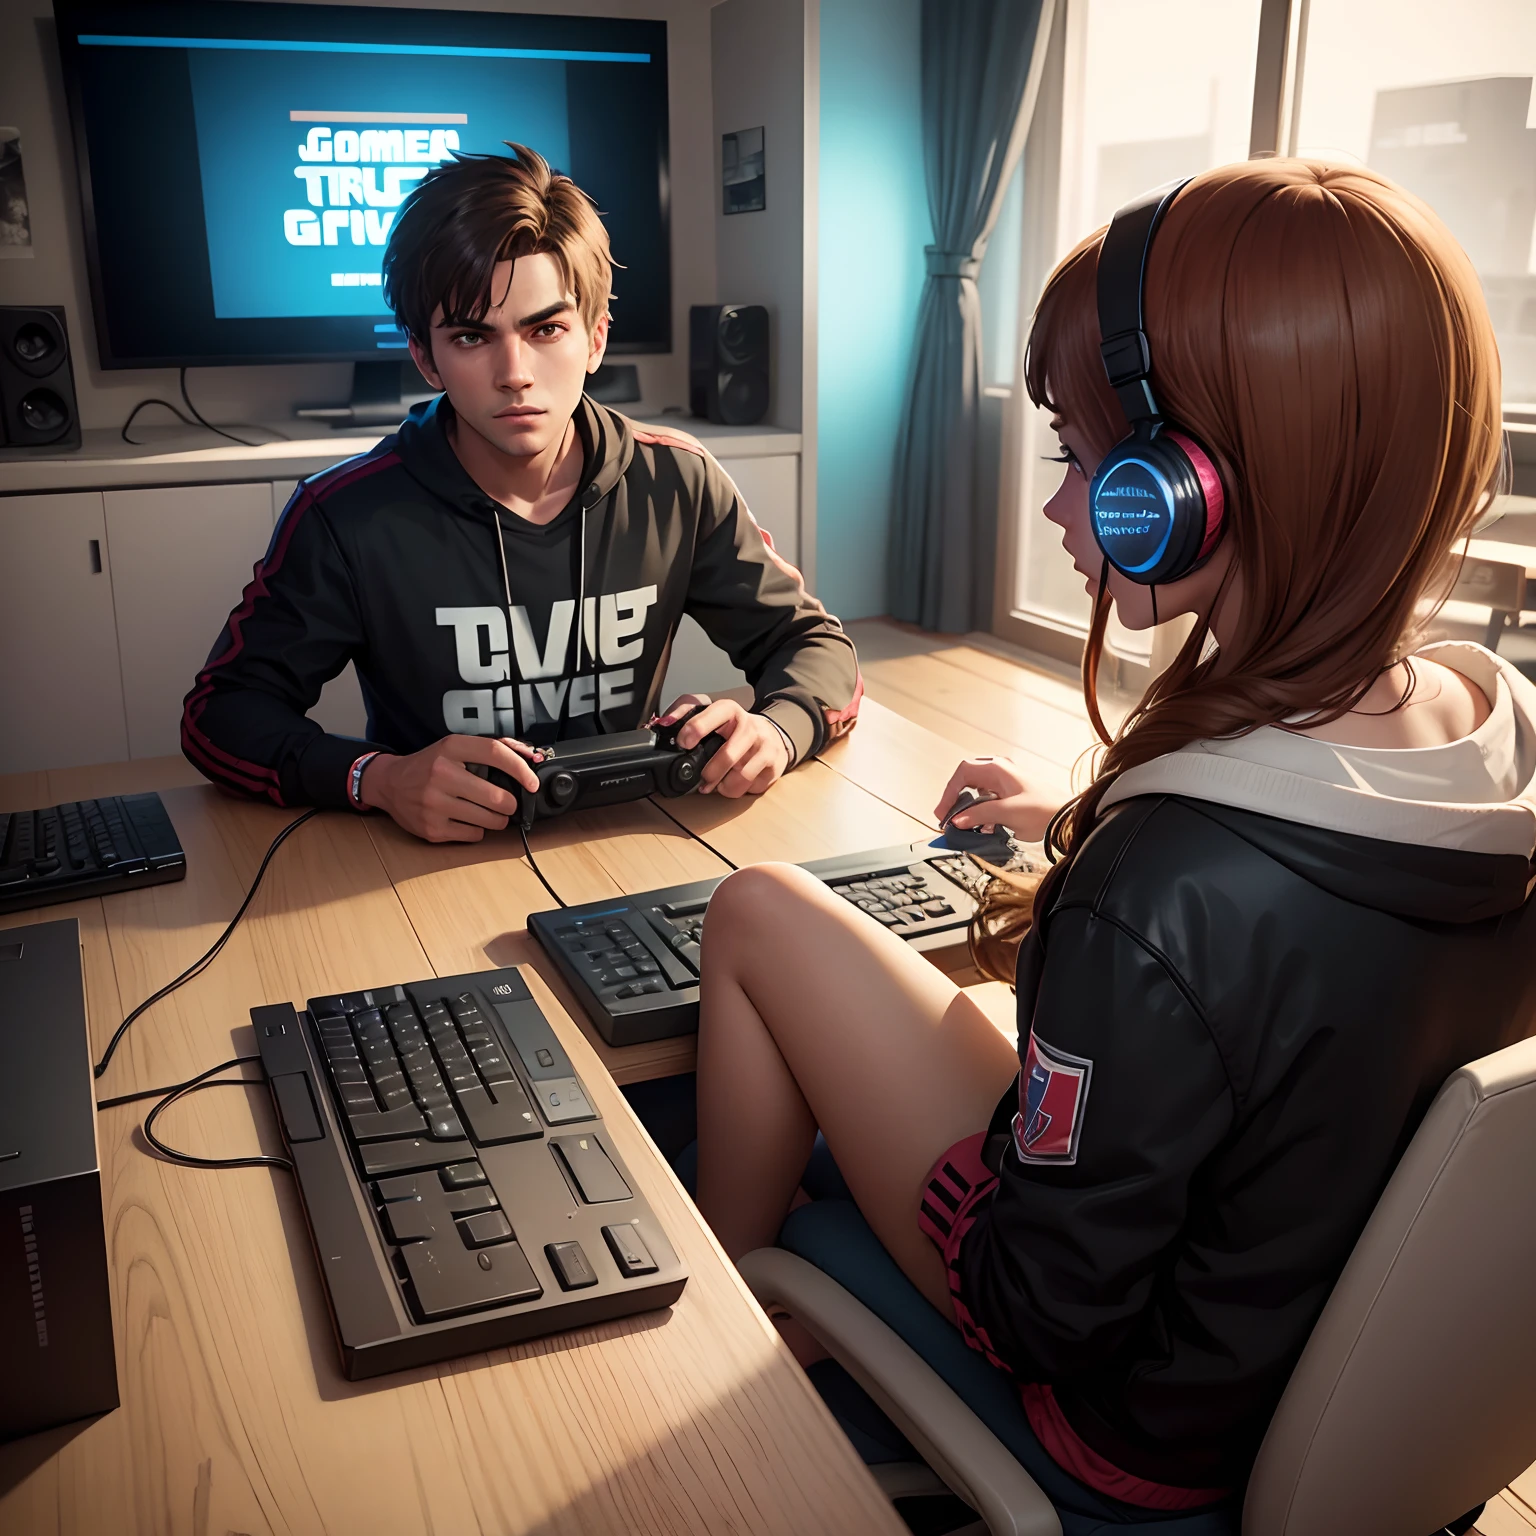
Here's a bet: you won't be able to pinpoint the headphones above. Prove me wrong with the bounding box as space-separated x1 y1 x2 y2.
1089 178 1226 587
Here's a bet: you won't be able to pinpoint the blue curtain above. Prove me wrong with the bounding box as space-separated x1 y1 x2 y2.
889 0 1055 632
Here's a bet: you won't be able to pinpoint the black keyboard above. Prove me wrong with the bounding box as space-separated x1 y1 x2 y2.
0 793 186 916
254 965 686 1379
530 835 1009 1046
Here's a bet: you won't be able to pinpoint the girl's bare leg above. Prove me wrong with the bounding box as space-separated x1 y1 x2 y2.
695 862 1020 1316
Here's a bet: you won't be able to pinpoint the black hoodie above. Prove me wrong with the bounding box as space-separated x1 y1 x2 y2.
183 395 862 807
926 644 1536 1496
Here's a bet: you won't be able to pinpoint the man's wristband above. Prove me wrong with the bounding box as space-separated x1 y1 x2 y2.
347 750 383 811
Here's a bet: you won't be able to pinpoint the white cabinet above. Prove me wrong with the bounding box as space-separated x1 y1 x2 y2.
0 492 129 772
1 435 800 774
719 453 800 568
106 484 276 759
106 481 370 757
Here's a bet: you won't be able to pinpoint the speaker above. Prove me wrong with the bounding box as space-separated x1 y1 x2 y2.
689 304 769 426
0 306 82 451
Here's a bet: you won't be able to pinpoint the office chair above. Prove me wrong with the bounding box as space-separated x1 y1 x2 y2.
739 1034 1536 1536
1449 554 1528 652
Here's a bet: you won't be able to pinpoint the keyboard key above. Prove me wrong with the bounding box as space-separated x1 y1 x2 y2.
360 1137 474 1177
603 1222 658 1278
348 1105 427 1142
535 1077 597 1126
374 1174 424 1202
353 1008 388 1041
402 1234 541 1320
552 1134 632 1204
546 1240 598 1290
439 1161 486 1190
443 1186 499 1216
455 1084 541 1144
471 1046 510 1077
382 1198 436 1244
459 1209 514 1248
426 1109 466 1140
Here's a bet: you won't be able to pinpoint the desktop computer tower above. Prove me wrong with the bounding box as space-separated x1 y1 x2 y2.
0 918 118 1440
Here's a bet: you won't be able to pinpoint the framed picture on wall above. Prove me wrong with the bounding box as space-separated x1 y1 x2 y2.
722 127 765 214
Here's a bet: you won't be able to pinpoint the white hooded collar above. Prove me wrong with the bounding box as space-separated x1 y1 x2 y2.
1098 643 1536 858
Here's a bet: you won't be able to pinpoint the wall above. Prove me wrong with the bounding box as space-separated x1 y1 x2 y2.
0 0 717 432
814 0 927 620
709 0 809 434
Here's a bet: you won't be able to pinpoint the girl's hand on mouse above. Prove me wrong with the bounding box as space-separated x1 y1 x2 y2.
934 757 1060 842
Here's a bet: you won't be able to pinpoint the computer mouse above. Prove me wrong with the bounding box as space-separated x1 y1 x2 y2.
938 788 1007 853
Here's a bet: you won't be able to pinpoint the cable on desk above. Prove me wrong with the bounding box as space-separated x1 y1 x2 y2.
93 808 321 1083
121 396 201 445
98 1060 245 1111
179 366 263 447
141 1054 293 1172
519 822 567 908
119 369 291 448
647 799 739 872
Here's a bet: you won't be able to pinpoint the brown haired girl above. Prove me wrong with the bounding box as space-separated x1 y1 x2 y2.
693 159 1536 1523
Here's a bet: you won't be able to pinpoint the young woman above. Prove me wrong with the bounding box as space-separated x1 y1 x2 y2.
693 158 1536 1517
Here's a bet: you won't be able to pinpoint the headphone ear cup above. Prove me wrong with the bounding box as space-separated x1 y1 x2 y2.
1089 429 1224 586
1165 431 1225 565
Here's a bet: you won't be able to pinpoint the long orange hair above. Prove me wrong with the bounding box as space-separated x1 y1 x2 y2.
970 158 1503 981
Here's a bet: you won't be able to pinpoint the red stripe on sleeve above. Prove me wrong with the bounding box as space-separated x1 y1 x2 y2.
180 451 398 803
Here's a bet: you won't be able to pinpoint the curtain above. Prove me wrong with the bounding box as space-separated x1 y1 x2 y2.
889 0 1056 633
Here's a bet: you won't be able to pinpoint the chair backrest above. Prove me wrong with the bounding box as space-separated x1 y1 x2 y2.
1449 555 1527 650
1245 1037 1536 1536
1450 555 1527 615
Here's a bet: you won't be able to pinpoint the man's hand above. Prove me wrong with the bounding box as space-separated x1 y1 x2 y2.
934 756 1060 843
361 735 543 843
654 693 791 798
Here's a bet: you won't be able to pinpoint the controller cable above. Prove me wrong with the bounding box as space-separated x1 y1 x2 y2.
518 823 567 909
516 795 741 915
93 808 320 1086
647 799 739 871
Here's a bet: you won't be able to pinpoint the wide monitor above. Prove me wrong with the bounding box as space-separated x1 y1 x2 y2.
54 1 671 368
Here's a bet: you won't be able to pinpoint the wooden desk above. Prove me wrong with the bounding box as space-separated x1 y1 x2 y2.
0 700 975 1536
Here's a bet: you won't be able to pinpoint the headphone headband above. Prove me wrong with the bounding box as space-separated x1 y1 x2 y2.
1096 177 1191 425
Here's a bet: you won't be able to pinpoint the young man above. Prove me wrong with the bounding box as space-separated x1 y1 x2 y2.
182 144 861 842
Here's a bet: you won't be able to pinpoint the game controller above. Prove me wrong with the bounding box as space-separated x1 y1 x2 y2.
468 707 726 829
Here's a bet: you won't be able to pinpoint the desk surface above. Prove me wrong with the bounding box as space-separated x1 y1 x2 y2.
0 700 976 1536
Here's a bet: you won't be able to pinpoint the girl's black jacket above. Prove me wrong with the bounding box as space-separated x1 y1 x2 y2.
958 651 1536 1491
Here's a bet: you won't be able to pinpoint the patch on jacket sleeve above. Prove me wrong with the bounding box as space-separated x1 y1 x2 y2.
1012 1032 1093 1165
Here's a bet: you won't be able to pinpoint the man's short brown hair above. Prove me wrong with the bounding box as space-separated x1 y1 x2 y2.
382 143 614 345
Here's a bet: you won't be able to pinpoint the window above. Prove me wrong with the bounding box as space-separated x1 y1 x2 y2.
997 0 1264 668
1291 0 1536 404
